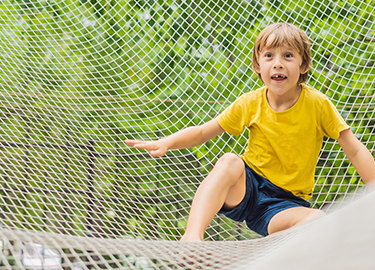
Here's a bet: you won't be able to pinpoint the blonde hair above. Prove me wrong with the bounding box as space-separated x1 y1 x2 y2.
252 23 311 83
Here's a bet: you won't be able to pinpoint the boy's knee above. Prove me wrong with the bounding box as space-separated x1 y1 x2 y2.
212 153 245 183
268 207 326 235
296 208 326 227
308 209 326 220
216 153 243 170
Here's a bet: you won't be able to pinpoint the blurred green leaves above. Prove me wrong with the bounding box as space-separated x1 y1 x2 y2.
0 0 373 239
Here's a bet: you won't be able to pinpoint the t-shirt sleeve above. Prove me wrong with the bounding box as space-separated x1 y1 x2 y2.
216 95 248 136
320 97 350 140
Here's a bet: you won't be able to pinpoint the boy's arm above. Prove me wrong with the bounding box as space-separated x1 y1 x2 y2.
125 119 225 157
337 129 375 185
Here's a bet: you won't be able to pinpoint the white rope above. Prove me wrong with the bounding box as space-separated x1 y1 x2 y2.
0 0 373 268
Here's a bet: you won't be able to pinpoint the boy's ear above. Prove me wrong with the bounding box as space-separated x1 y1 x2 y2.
253 65 261 74
300 65 309 75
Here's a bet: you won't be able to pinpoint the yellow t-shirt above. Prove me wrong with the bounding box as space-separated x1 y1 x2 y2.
216 84 349 200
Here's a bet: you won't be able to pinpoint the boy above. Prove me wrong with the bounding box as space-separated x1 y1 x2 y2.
125 23 375 240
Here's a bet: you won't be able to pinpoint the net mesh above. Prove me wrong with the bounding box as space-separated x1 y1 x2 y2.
0 0 374 268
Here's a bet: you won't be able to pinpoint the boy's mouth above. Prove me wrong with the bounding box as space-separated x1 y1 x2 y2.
271 74 287 81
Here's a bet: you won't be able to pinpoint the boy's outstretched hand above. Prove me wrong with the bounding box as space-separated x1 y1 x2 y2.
125 119 225 159
125 139 168 158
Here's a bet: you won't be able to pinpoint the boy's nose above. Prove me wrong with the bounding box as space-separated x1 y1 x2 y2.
273 56 283 69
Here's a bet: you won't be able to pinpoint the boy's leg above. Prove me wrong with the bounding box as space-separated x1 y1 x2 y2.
267 207 326 235
180 153 246 241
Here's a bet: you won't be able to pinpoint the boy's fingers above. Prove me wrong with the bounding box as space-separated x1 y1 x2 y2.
124 139 140 146
125 139 166 156
136 143 155 151
125 140 157 151
125 139 150 148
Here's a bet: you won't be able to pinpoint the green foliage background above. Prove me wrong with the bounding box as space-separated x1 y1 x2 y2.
0 0 374 240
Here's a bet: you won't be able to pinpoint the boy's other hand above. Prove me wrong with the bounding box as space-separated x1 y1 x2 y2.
125 139 168 157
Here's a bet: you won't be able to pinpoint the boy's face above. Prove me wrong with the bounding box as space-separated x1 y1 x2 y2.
255 35 308 96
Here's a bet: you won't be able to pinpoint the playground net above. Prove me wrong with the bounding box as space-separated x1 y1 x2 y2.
0 0 374 269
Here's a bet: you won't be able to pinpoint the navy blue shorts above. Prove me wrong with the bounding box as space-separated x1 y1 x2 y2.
218 161 310 236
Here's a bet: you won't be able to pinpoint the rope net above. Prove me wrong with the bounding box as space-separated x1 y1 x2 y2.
0 0 373 268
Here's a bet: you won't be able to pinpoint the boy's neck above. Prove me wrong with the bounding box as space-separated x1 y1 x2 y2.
266 84 302 112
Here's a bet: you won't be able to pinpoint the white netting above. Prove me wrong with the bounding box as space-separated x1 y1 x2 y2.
0 0 374 269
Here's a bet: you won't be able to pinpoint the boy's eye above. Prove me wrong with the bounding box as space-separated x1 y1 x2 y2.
285 53 293 58
265 53 272 58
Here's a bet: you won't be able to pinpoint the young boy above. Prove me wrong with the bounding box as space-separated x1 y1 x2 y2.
125 23 375 240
